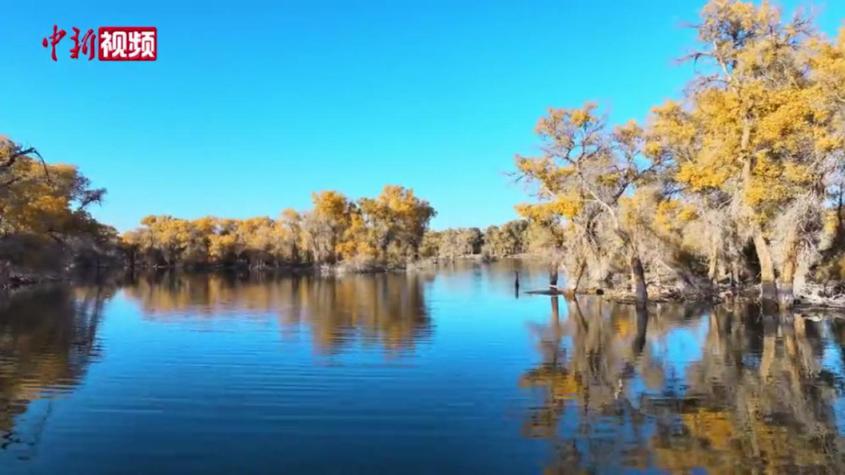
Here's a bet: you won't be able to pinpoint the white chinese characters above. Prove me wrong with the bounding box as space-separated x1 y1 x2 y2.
99 27 157 61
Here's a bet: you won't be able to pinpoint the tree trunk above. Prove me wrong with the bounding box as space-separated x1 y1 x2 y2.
571 260 585 293
630 254 648 307
708 239 719 284
0 260 9 288
740 145 779 308
752 230 778 309
730 261 739 292
548 263 558 290
838 182 844 237
779 248 797 310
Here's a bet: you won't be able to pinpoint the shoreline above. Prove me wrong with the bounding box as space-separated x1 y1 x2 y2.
7 259 845 314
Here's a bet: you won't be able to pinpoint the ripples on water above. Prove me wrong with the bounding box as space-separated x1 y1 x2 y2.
0 260 845 473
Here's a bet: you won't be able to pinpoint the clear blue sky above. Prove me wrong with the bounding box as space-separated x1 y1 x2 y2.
2 1 843 231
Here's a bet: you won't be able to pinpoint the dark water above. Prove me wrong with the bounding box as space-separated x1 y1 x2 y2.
1 260 845 474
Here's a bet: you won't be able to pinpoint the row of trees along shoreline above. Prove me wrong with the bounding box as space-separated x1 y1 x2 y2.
514 0 845 310
4 1 845 312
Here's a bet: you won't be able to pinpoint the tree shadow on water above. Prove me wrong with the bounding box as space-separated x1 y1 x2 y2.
519 296 845 473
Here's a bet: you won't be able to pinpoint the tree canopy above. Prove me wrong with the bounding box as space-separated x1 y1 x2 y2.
515 0 845 308
0 137 117 279
123 185 436 271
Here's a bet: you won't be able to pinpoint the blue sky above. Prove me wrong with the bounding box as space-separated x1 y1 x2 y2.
2 1 844 231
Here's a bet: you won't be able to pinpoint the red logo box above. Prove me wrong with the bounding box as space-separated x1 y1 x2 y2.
98 27 157 61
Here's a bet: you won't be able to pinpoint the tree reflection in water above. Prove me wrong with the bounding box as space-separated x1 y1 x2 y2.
521 296 845 473
0 285 111 455
122 271 432 354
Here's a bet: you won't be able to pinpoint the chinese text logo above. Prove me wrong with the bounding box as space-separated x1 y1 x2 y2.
42 25 157 62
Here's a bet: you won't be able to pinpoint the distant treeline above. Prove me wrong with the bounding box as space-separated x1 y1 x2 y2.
0 132 533 285
421 220 568 262
122 195 537 270
122 186 436 271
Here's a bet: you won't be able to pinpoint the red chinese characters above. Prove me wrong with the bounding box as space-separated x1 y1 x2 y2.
70 27 96 60
41 25 67 62
98 27 157 61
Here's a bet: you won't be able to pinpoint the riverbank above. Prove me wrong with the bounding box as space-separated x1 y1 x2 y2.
0 262 61 292
525 280 845 312
11 255 845 313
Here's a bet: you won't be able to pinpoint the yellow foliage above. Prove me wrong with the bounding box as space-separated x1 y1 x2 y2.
123 186 435 268
516 197 580 222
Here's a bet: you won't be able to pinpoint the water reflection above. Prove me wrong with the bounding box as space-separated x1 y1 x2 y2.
522 296 845 473
122 272 432 354
2 265 845 472
0 286 110 453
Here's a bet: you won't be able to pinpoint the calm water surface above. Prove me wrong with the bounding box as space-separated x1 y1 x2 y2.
1 260 845 474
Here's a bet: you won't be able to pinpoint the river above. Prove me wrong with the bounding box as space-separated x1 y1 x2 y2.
0 259 843 473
